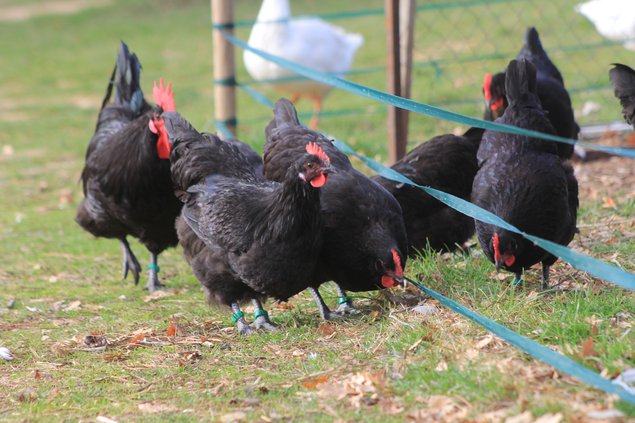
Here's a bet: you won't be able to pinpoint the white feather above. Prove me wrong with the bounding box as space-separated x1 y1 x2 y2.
576 0 635 50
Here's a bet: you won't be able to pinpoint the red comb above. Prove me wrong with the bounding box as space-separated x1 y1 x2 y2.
153 78 176 112
492 232 501 263
391 249 403 277
306 142 330 165
483 73 492 104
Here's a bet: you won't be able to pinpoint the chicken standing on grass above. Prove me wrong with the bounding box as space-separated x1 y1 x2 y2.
609 63 635 127
244 0 364 129
372 127 484 256
263 99 407 320
482 27 579 160
75 41 181 292
155 111 333 334
472 59 579 289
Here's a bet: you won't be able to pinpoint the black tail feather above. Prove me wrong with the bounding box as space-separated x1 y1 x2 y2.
504 59 537 106
524 27 543 56
113 41 144 113
265 98 301 138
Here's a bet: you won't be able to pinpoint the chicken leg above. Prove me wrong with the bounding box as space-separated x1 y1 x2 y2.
541 263 550 290
249 299 279 332
146 252 164 292
309 287 344 320
309 96 323 130
121 238 141 285
333 283 357 315
231 303 254 335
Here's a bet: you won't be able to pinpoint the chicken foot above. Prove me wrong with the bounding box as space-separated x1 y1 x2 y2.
249 299 279 332
231 303 254 335
145 252 165 292
309 287 344 320
333 284 358 315
120 238 141 285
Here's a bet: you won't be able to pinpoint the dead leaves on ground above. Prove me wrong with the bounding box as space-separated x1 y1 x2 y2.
50 317 226 362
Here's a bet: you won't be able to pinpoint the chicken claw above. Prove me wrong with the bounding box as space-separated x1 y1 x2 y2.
249 300 279 331
121 238 141 285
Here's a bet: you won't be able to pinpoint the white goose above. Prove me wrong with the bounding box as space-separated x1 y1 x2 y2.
576 0 635 50
244 0 364 129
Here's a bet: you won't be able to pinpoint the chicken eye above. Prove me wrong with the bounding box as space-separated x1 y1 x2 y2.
307 162 314 169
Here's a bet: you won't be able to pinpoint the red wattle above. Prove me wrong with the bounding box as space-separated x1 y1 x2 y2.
491 98 504 111
310 173 327 188
156 134 170 159
381 275 397 288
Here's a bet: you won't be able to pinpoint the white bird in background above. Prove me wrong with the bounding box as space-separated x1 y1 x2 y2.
576 0 635 50
244 0 364 129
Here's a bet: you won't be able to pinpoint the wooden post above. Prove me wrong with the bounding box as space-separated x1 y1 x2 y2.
385 0 407 163
399 0 415 142
211 0 236 137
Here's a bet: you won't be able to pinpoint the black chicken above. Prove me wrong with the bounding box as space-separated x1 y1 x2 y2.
482 27 579 160
372 127 484 255
75 41 181 291
156 111 332 334
472 59 579 289
609 63 635 127
263 99 407 320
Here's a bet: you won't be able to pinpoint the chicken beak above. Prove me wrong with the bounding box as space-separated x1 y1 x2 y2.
322 164 336 175
495 260 503 271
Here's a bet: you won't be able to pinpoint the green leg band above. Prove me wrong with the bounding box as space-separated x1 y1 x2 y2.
338 296 352 305
231 310 245 323
147 263 160 272
254 309 268 319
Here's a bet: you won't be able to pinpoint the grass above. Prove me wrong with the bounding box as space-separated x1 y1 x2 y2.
0 0 634 421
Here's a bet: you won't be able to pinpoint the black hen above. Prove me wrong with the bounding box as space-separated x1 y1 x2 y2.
263 99 407 320
75 41 181 291
482 27 579 160
609 63 635 127
157 111 332 334
472 59 578 289
372 127 484 255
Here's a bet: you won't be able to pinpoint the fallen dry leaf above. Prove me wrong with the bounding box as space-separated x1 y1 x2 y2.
103 353 127 362
435 361 448 371
476 334 494 350
220 411 247 422
302 375 329 389
534 413 563 423
316 322 336 338
143 290 176 302
129 333 146 345
601 196 617 209
379 397 404 415
166 319 177 337
84 334 108 348
33 369 53 380
138 402 178 414
178 351 202 365
580 338 597 358
505 411 533 423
